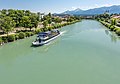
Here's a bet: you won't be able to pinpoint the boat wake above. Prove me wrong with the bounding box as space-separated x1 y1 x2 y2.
60 30 67 36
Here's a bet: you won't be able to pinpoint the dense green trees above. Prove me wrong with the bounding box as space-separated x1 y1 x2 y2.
54 17 62 23
0 16 15 36
95 13 120 36
0 9 81 45
0 9 39 32
95 13 110 22
100 20 120 36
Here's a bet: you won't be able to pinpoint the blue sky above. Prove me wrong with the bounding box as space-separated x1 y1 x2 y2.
0 0 120 13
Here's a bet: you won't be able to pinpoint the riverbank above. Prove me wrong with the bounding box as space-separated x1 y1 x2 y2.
0 20 80 46
99 20 120 36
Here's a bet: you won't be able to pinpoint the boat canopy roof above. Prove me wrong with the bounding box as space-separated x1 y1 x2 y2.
38 29 59 36
38 31 51 36
38 32 48 35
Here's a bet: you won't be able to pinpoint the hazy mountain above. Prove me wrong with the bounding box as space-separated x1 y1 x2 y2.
61 5 120 15
62 8 83 15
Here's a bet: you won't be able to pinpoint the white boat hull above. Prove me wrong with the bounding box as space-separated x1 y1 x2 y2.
32 33 61 46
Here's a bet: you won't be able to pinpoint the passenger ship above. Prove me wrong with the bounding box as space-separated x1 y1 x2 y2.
32 29 60 46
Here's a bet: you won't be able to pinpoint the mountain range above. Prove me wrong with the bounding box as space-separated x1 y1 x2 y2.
61 5 120 15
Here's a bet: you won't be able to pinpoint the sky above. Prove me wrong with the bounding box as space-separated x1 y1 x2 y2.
0 0 120 13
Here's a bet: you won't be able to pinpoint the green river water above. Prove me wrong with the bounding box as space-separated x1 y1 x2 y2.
0 20 120 84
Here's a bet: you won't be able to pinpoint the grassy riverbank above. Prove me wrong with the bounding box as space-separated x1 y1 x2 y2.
95 13 120 36
0 20 80 46
99 21 120 36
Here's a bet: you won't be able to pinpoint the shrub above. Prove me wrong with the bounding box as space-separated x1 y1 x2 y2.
30 32 34 36
28 32 34 36
54 24 60 28
2 36 8 43
108 24 112 29
8 35 15 42
105 23 110 28
0 37 3 44
110 26 115 31
18 32 25 39
35 29 41 34
116 29 120 36
113 28 119 32
15 34 19 40
25 32 31 37
47 26 54 31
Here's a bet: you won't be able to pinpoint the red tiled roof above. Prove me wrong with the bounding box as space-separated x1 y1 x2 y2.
112 16 120 19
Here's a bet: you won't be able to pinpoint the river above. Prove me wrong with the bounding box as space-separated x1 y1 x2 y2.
0 20 120 84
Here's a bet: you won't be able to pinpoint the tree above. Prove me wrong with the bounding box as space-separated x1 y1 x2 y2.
48 18 52 26
48 12 52 18
43 20 48 28
21 16 30 28
0 9 40 32
29 13 39 28
1 9 7 15
54 17 62 24
37 12 41 21
42 20 48 32
33 21 39 28
28 23 34 31
8 9 15 16
0 16 15 36
25 10 31 16
15 10 25 27
111 19 117 26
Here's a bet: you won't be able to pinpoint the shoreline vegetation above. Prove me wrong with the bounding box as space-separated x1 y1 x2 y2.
95 13 120 36
2 9 120 46
0 9 81 46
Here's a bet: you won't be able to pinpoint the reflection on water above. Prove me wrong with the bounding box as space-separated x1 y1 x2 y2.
105 30 109 35
105 30 120 43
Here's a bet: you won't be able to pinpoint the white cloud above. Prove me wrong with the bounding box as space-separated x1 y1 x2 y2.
79 4 120 10
71 7 77 10
94 4 113 8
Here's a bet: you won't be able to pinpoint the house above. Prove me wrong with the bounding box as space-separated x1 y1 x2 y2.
111 15 120 19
